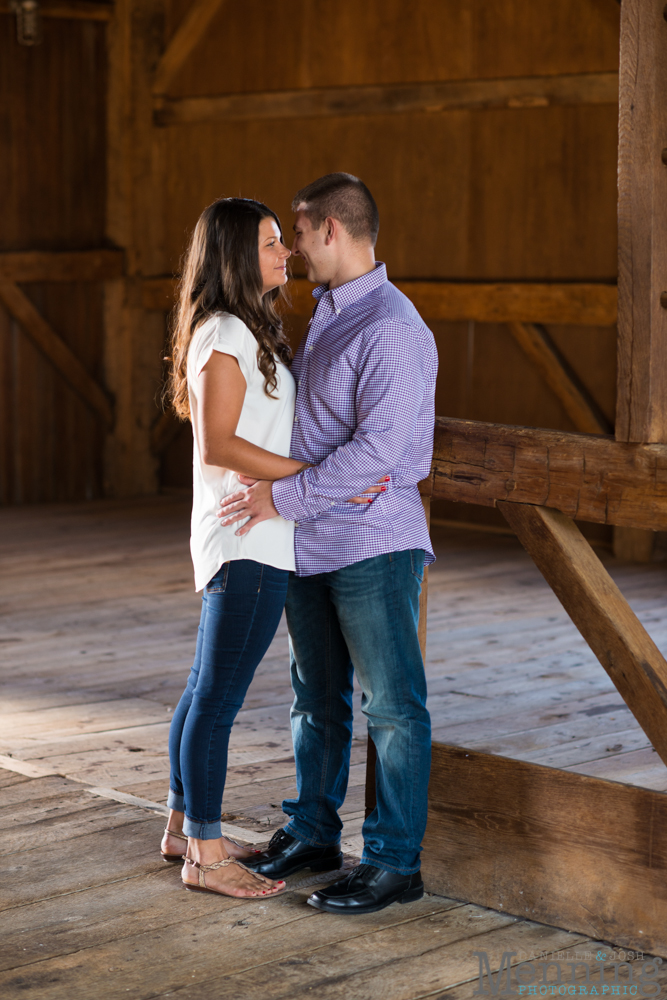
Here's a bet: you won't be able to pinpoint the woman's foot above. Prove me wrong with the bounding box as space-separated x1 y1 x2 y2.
182 855 286 898
161 809 258 862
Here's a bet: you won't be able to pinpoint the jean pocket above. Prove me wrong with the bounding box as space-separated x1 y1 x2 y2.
206 562 230 594
410 549 425 582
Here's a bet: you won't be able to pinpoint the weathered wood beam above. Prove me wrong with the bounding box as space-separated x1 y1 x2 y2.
0 279 113 428
394 281 617 326
507 321 611 434
498 502 667 768
616 0 667 443
152 0 227 96
104 0 165 496
154 71 619 126
142 276 617 326
0 1 113 19
422 744 667 953
427 417 667 531
0 250 124 283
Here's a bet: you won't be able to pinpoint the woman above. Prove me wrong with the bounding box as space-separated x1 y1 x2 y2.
161 198 376 900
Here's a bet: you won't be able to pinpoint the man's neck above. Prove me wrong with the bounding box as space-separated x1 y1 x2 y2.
326 251 376 291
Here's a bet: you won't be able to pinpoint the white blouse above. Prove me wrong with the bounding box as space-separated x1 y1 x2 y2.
187 312 296 591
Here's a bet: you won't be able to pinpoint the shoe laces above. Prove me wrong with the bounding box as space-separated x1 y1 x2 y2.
349 863 377 884
267 827 291 849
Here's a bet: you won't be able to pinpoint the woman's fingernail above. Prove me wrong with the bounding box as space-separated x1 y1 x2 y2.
384 476 390 481
367 499 373 503
380 486 386 492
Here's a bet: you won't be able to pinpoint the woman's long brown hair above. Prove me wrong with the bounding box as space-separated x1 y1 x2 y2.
168 197 292 420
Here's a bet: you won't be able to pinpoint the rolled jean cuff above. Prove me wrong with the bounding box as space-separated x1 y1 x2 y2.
183 815 222 840
360 851 421 876
283 820 340 849
167 789 185 812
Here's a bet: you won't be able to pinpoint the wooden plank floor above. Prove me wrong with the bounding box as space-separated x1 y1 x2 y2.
2 497 667 998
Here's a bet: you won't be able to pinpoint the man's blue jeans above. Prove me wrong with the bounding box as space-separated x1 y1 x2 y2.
168 560 288 839
282 549 431 875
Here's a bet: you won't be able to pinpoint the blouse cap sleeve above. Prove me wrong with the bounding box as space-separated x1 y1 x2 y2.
193 314 256 383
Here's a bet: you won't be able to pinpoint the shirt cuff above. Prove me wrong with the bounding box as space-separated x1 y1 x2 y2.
272 474 307 522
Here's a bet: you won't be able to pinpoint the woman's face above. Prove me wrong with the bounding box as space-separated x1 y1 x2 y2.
258 216 291 295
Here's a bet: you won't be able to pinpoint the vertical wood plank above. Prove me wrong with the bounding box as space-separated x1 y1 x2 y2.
616 0 667 442
613 525 655 562
0 17 107 503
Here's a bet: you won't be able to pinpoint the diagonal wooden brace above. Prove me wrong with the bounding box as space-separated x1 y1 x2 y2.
498 500 667 767
0 279 113 429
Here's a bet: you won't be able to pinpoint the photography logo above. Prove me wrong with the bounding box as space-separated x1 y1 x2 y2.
472 951 664 997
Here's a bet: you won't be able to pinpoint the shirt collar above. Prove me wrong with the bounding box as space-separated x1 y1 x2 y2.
312 262 387 313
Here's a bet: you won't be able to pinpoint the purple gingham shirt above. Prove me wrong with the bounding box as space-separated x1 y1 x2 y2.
271 262 437 576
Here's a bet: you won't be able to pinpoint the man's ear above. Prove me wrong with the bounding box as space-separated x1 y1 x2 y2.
323 216 337 245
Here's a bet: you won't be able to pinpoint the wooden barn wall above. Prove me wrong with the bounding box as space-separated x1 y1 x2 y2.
0 15 107 504
158 0 620 495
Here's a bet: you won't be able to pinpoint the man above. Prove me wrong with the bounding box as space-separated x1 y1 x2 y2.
218 172 437 914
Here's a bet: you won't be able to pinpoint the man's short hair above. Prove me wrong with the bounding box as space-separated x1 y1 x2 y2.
292 173 379 246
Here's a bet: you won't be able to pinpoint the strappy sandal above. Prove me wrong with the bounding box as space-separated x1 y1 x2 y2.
225 836 262 857
182 855 288 898
161 827 188 863
161 827 260 863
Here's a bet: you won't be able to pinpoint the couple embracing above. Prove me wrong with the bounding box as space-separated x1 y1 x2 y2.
161 173 438 915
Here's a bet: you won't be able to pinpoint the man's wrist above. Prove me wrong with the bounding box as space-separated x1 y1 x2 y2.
272 473 308 521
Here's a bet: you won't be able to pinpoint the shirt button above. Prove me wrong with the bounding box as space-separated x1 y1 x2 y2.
335 308 341 315
295 522 299 527
294 416 299 423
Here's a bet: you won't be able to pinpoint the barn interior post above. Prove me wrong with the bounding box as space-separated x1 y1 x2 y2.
613 0 667 559
104 0 167 497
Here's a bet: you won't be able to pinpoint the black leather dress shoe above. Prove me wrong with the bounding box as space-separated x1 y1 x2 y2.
307 863 423 914
242 828 344 879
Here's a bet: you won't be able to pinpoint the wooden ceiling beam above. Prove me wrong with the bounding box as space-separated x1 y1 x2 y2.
0 249 124 283
0 280 113 428
152 0 227 96
0 1 113 19
141 276 617 326
425 416 667 531
154 71 619 126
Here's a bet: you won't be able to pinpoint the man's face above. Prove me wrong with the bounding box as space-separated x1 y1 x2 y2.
291 208 332 284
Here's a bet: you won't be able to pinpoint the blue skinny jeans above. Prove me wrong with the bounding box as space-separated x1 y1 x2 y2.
168 559 288 839
282 549 431 875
